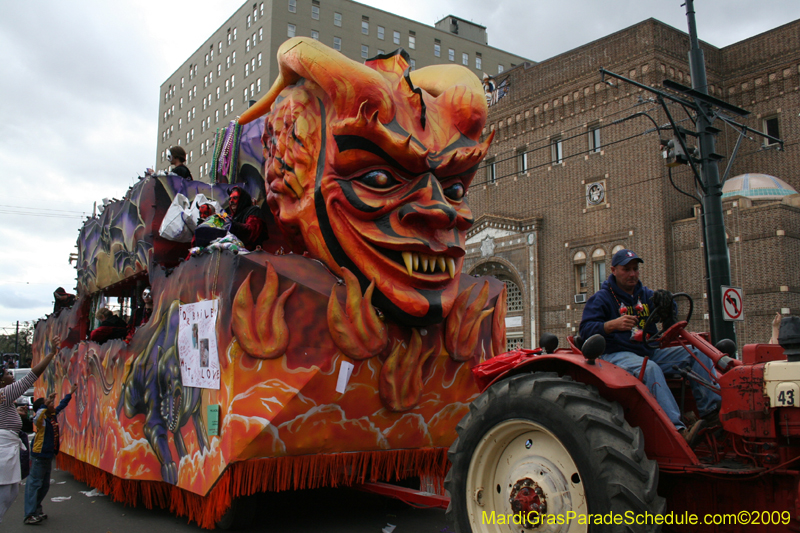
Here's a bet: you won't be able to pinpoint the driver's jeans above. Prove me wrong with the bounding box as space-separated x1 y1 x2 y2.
600 346 721 431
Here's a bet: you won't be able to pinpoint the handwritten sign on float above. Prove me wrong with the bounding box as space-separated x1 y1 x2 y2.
178 299 221 389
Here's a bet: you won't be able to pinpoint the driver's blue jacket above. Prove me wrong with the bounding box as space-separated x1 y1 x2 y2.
578 275 657 357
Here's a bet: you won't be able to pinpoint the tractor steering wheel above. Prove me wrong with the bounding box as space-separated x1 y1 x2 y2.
641 292 693 349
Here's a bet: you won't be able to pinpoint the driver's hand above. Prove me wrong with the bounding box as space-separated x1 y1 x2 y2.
605 315 638 333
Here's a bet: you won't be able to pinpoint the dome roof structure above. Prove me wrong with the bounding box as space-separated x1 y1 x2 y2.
722 173 797 200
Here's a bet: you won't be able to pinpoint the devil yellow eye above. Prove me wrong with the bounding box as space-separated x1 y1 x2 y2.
444 182 465 201
358 170 398 189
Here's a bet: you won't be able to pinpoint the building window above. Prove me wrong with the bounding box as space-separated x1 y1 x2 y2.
408 35 415 49
244 87 249 102
245 64 250 76
247 14 251 28
181 77 184 88
288 0 296 13
259 28 263 41
589 124 601 153
246 40 250 53
257 78 261 92
251 58 256 71
362 20 369 35
218 41 222 54
377 26 384 40
361 45 369 59
517 148 527 174
476 56 482 70
216 87 220 99
312 5 319 20
334 12 342 27
333 37 341 51
410 58 415 70
233 28 237 40
448 48 455 62
573 251 587 294
498 64 504 73
288 24 296 37
377 49 385 55
486 158 496 184
232 51 236 64
311 30 319 40
551 136 563 165
227 32 232 46
434 43 440 57
506 337 524 352
218 64 221 76
763 115 780 145
503 280 524 312
215 110 219 122
393 30 400 45
260 2 264 16
592 249 606 291
224 103 229 116
227 56 231 69
257 52 262 67
230 98 234 112
225 80 230 92
462 52 468 66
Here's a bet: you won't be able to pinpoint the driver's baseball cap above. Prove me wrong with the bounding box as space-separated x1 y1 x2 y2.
612 249 643 267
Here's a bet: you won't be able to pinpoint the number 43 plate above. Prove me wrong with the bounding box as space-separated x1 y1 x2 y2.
775 383 800 407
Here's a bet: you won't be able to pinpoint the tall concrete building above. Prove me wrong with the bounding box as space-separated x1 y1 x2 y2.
463 18 800 350
155 0 529 179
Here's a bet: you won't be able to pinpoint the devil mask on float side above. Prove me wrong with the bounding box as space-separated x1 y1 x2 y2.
239 38 493 326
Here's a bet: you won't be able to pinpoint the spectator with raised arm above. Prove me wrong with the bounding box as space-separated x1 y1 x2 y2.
0 336 60 524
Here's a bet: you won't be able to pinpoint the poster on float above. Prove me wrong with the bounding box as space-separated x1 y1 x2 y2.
178 299 220 389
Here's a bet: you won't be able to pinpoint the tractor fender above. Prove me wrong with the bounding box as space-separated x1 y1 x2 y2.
473 350 699 465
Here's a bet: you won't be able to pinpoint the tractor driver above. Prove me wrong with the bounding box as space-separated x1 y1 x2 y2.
579 249 721 445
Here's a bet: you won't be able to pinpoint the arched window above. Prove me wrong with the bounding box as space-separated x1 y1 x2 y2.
573 251 587 294
592 248 606 291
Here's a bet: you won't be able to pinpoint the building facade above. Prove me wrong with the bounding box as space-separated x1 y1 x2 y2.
155 0 529 179
463 18 800 350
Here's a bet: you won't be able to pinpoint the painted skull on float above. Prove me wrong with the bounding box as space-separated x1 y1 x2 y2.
240 38 493 326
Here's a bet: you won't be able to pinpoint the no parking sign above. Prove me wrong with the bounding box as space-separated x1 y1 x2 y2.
721 286 744 321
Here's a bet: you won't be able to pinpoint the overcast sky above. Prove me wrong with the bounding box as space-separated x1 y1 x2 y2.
0 0 798 333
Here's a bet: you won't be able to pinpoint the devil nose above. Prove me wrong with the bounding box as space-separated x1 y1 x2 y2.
398 175 458 229
399 203 457 228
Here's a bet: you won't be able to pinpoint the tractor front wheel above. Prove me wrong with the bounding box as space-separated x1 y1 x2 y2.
446 372 665 532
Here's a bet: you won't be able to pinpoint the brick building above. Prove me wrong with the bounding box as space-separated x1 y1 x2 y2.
463 18 800 350
155 0 528 178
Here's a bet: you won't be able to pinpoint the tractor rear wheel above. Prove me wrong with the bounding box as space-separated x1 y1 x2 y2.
446 372 664 532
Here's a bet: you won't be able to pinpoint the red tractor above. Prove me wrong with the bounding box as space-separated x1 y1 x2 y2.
446 295 800 532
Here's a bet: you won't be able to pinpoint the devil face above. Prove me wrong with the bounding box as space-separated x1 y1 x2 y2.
314 127 480 326
261 45 491 326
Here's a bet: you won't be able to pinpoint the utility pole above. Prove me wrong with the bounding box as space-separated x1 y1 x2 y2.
684 0 735 346
600 2 782 348
14 320 19 354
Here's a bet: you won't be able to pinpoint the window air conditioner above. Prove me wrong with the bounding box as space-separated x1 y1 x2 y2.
574 294 587 304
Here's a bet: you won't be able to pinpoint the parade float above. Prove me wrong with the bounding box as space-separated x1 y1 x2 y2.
32 38 505 528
